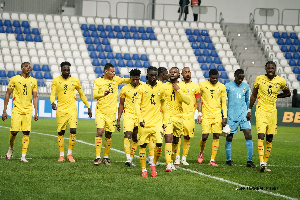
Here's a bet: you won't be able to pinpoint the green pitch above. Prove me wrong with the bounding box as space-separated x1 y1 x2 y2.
0 118 299 200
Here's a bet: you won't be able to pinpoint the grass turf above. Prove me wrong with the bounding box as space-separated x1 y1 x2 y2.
0 118 299 200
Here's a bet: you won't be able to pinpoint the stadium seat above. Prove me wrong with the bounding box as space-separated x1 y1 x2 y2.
285 39 292 45
16 34 24 41
141 54 148 61
198 57 205 63
289 46 296 52
214 57 222 64
4 20 12 26
104 46 112 52
107 53 114 59
220 72 228 79
114 26 121 32
186 29 192 35
126 60 134 67
285 53 292 59
200 64 208 70
7 71 16 78
0 79 9 85
34 35 42 42
35 71 43 79
94 67 102 74
132 54 140 60
85 37 93 44
23 27 31 34
25 34 33 42
297 75 300 81
110 59 117 66
101 59 108 66
146 27 154 33
124 32 132 39
37 80 45 87
92 59 100 66
290 32 298 39
277 38 284 45
211 50 218 57
100 31 107 38
280 46 288 52
294 39 300 45
124 53 131 60
33 64 41 71
204 36 212 43
196 36 204 42
273 32 280 38
281 32 289 39
202 50 210 57
199 43 207 49
96 45 104 52
32 28 40 35
44 72 52 79
192 43 198 49
143 61 150 68
149 34 156 40
116 32 124 39
188 36 196 42
118 60 125 67
97 25 104 31
13 20 21 27
14 27 22 34
108 31 115 39
217 65 225 71
293 67 300 74
206 57 213 63
0 70 7 77
81 24 88 30
289 59 296 66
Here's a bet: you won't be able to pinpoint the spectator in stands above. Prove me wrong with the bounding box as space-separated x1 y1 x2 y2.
191 0 201 21
292 89 300 108
178 0 190 21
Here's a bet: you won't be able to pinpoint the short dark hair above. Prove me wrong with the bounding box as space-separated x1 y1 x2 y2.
21 62 30 68
147 66 157 74
129 68 141 77
60 61 71 68
209 69 219 76
104 63 114 71
234 69 244 76
158 67 167 76
265 61 276 68
170 67 179 72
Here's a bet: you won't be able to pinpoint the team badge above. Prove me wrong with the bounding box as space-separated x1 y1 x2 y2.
71 83 73 86
192 89 194 91
30 83 32 86
113 82 115 84
217 88 219 91
275 84 278 88
158 92 160 95
243 88 245 93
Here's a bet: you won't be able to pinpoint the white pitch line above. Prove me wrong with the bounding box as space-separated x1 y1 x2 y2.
0 126 298 200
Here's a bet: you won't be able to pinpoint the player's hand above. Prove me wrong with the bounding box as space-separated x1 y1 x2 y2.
2 112 7 121
246 112 251 121
140 120 145 128
197 116 202 124
172 83 180 91
34 114 38 121
104 90 110 96
116 120 121 131
88 108 92 118
222 118 227 127
51 103 57 110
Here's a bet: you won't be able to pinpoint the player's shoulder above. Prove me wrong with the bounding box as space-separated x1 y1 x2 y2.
93 77 103 83
29 76 38 83
199 80 209 86
70 76 80 82
255 75 265 81
225 80 233 88
241 81 250 88
217 81 226 88
275 75 286 82
9 75 19 81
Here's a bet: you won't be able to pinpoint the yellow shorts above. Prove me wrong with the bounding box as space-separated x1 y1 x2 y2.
95 110 116 132
165 116 183 137
123 113 139 132
138 124 163 145
56 111 78 132
255 108 277 135
202 116 222 134
183 117 195 138
10 111 32 132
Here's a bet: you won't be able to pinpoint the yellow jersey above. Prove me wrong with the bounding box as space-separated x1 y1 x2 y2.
120 83 141 116
50 75 90 113
93 76 130 114
8 75 37 114
164 81 190 117
180 81 201 117
199 80 227 118
254 75 288 111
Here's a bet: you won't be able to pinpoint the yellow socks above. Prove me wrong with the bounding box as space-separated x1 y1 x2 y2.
95 137 102 158
176 137 181 156
257 139 264 163
104 138 112 157
211 139 219 160
264 141 272 163
148 137 155 157
68 134 76 151
182 139 190 157
130 142 138 157
124 138 131 154
171 143 179 161
58 135 64 154
153 146 162 164
139 147 146 169
165 143 172 165
22 135 30 155
200 138 207 152
9 133 16 148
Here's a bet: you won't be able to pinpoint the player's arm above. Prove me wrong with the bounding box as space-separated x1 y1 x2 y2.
2 88 13 121
33 91 38 121
50 79 57 110
134 88 144 127
76 81 92 118
117 97 125 131
247 87 258 121
221 87 227 127
93 81 110 99
161 99 168 127
196 93 202 124
172 83 190 105
278 88 291 98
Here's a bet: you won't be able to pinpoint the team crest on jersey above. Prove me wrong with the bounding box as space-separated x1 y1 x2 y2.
71 83 73 86
217 88 219 91
158 92 160 95
275 84 278 88
243 88 245 93
113 82 115 84
192 89 194 91
30 83 32 86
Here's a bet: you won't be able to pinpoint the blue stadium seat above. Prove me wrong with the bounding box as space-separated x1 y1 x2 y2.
89 24 96 31
209 64 216 70
205 57 213 63
7 71 16 78
290 32 298 39
294 39 300 45
35 71 43 79
104 45 112 52
122 26 129 32
223 79 230 84
115 67 120 75
88 44 95 51
37 80 45 87
34 35 42 42
285 39 292 45
297 75 300 81
32 28 40 35
141 76 147 82
203 71 209 78
217 64 225 71
90 51 98 59
44 72 52 79
218 79 223 84
0 26 5 33
17 71 22 75
116 53 123 60
273 32 280 38
204 36 212 43
220 72 228 79
6 26 13 33
138 27 146 33
132 54 140 60
0 79 9 85
192 42 199 49
296 60 300 66
124 32 132 39
21 21 30 28
13 20 20 27
130 26 137 32
100 31 107 38
14 27 22 34
116 32 124 39
280 45 288 52
94 67 102 74
85 37 93 44
289 46 296 52
188 35 195 42
110 59 117 66
33 64 41 71
123 75 130 78
201 30 209 36
16 34 24 41
25 34 33 42
91 31 99 37
207 43 215 50
293 67 300 74
199 43 207 49
214 57 222 64
0 20 2 26
102 38 110 45
194 50 201 56
141 54 148 61
196 36 204 42
289 59 296 66
293 53 300 60
97 74 103 78
101 59 108 66
107 52 114 59
211 50 218 57
285 53 292 59
118 60 125 67
24 27 31 34
143 61 150 68
281 32 289 39
98 52 106 59
135 60 142 68
298 46 300 53
93 59 100 66
81 24 88 30
0 70 7 77
42 65 50 72
108 31 116 38
124 53 131 60
149 34 156 40
30 72 34 77
4 20 12 26
105 25 112 32
198 56 205 63
133 33 140 40
83 30 90 37
146 27 154 33
93 38 101 44
193 29 201 36
97 25 104 31
185 29 192 35
141 33 148 40
202 50 210 57
277 38 284 45
96 45 103 52
114 26 121 32
118 84 124 89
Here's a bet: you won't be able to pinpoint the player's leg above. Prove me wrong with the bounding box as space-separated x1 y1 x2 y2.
130 126 139 165
57 130 66 162
6 111 21 160
151 125 163 177
124 130 133 166
103 131 112 165
181 135 190 165
66 128 76 162
140 143 148 177
243 127 256 168
94 128 104 166
6 131 18 160
181 117 194 165
20 113 32 162
171 117 183 169
171 135 180 171
164 120 173 172
209 132 220 166
257 133 265 172
256 109 268 172
264 134 273 172
147 136 155 165
198 118 210 163
225 133 234 166
174 136 181 165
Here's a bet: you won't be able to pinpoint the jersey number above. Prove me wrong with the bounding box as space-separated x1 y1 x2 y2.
210 90 214 99
108 84 113 93
64 84 68 94
150 94 156 105
171 90 176 101
132 95 135 103
23 84 27 95
236 93 241 98
267 85 272 95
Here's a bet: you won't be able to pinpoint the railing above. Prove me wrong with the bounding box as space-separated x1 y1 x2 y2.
146 3 181 20
253 8 280 24
182 5 217 22
116 1 145 19
82 0 111 18
282 9 300 25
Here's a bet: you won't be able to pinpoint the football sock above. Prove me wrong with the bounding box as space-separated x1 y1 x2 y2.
104 138 112 157
130 142 138 158
200 138 207 152
263 141 272 163
124 138 131 155
9 133 16 148
182 156 187 162
68 134 76 155
171 143 179 161
182 139 190 157
148 137 155 157
139 147 146 169
95 137 102 158
153 146 162 164
165 143 172 165
176 137 181 156
58 135 64 155
246 140 253 161
21 135 30 155
257 139 264 163
211 139 219 160
225 141 231 161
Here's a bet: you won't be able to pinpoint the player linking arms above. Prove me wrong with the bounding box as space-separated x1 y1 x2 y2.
93 63 130 165
117 69 141 167
50 62 92 162
198 69 227 166
247 61 290 172
135 66 168 177
225 69 256 168
2 62 38 162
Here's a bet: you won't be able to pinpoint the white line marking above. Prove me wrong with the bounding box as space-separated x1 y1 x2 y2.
0 126 298 200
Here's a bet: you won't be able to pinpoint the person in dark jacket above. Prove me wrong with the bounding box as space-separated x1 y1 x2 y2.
178 0 190 21
292 89 300 108
191 0 201 21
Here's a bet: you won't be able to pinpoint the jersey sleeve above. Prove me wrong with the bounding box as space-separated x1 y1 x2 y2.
115 76 130 85
135 86 143 122
254 76 260 89
50 78 57 104
195 84 201 98
199 83 203 95
280 78 288 90
221 85 227 118
120 87 126 99
32 79 38 92
76 79 90 108
7 77 15 90
93 79 105 99
245 84 250 109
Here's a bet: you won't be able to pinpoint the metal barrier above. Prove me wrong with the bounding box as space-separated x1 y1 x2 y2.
182 5 217 22
146 3 181 20
116 1 145 19
82 0 111 17
253 8 280 24
282 9 300 25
